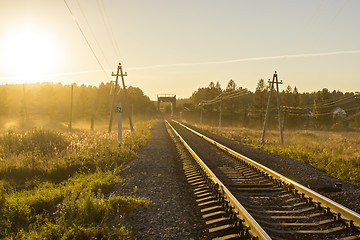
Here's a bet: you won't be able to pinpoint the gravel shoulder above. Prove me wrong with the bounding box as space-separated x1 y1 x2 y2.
183 122 360 214
113 120 210 239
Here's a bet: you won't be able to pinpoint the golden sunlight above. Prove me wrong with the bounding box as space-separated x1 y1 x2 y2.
1 25 59 83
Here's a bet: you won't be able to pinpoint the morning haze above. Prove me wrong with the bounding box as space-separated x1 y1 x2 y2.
0 0 359 99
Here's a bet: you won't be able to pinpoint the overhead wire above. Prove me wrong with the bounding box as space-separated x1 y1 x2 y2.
199 89 250 107
63 0 110 81
100 0 122 60
281 94 356 110
283 101 360 116
96 0 122 61
75 0 112 68
285 105 360 117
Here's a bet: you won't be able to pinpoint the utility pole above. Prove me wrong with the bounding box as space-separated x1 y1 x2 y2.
261 71 284 145
275 73 284 145
109 63 134 133
108 64 121 133
22 84 28 122
69 84 73 130
200 104 203 124
131 104 134 122
219 98 222 127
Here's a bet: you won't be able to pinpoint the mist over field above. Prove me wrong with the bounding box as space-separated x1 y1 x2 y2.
0 82 157 131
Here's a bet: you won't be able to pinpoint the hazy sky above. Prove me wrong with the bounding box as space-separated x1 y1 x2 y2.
0 0 359 99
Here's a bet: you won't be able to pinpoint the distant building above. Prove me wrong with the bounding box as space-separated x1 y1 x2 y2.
332 107 346 118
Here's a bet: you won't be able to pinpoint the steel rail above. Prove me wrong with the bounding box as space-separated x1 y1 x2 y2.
173 120 360 230
166 120 272 240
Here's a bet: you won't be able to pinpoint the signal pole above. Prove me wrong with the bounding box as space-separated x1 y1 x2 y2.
261 71 284 145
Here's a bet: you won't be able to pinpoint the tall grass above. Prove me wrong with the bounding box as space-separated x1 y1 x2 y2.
197 125 360 187
0 120 154 239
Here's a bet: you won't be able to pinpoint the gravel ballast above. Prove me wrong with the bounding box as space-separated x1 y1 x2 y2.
114 121 210 239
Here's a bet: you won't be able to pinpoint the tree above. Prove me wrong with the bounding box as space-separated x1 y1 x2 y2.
215 81 221 90
253 79 268 127
293 87 300 107
225 79 236 92
224 80 237 125
314 88 333 128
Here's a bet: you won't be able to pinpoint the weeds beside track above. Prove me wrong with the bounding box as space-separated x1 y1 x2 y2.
194 124 360 187
0 121 154 239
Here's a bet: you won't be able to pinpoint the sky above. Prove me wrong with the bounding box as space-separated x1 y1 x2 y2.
0 0 359 100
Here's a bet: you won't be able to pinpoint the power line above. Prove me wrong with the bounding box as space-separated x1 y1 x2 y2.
281 94 356 110
96 0 121 61
285 105 360 117
100 0 122 59
283 103 360 116
63 0 110 81
199 89 249 106
75 0 112 68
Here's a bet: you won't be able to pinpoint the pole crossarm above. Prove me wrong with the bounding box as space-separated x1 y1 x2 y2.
112 71 127 77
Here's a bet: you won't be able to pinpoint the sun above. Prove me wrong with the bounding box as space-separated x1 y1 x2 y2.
1 25 59 83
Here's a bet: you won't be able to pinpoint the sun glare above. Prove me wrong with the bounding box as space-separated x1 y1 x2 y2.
1 25 59 83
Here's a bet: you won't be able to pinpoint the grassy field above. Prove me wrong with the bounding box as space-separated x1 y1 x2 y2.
0 121 154 239
196 124 360 187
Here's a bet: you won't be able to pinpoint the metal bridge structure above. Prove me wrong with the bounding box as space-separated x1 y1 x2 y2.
157 94 176 117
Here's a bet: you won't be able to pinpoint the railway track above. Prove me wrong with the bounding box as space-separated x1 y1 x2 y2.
166 120 360 240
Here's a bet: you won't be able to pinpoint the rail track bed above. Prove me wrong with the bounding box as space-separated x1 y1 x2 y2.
167 120 360 240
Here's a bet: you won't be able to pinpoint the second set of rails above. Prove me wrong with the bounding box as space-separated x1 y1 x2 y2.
166 120 360 240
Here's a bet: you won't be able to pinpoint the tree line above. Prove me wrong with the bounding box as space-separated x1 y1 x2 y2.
1 80 359 130
178 79 360 129
0 82 157 129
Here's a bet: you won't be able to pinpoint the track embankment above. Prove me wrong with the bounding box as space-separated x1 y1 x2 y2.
181 122 360 214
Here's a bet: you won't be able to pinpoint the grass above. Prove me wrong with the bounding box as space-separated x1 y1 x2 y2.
0 120 154 239
196 124 360 187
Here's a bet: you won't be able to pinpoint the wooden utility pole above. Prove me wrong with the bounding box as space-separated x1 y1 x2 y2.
261 71 284 145
131 104 134 122
219 98 222 127
22 84 28 122
108 65 120 133
109 63 133 133
275 73 284 145
69 84 74 130
200 104 203 124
